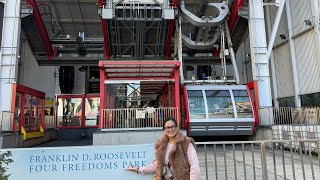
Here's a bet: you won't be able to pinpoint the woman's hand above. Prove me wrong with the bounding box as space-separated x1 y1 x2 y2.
125 166 139 174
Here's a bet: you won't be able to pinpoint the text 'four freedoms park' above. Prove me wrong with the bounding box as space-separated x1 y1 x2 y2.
29 151 148 173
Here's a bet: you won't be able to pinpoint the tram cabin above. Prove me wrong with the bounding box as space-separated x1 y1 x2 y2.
185 85 256 136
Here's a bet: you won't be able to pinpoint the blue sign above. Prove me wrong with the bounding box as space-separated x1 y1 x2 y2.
0 144 155 180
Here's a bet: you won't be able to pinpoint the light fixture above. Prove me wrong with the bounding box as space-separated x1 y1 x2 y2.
279 34 286 40
304 19 312 26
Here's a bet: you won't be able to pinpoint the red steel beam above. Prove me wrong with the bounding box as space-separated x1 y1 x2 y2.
165 20 175 59
173 68 180 125
27 0 54 57
165 0 179 59
99 61 181 66
106 77 175 81
99 0 111 59
228 0 245 34
105 70 173 73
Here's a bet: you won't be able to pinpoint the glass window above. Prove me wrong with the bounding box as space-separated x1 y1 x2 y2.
85 97 100 126
30 97 37 131
233 90 253 118
301 93 320 107
187 90 206 119
57 98 82 127
24 95 31 130
37 99 43 130
14 93 21 131
278 97 295 107
206 90 234 118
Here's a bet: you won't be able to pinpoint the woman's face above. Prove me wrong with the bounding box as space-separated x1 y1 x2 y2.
164 120 178 138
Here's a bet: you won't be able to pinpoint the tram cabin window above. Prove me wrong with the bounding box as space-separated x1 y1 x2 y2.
187 90 206 119
205 90 234 118
232 90 253 118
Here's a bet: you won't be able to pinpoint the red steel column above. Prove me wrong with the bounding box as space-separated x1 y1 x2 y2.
81 96 86 127
41 99 45 129
165 20 175 59
99 68 106 129
20 94 25 132
99 0 111 59
173 68 180 125
228 0 245 33
182 86 190 132
165 0 179 59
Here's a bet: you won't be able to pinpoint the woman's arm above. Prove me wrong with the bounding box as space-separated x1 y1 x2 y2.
125 159 157 175
187 144 200 180
139 159 157 174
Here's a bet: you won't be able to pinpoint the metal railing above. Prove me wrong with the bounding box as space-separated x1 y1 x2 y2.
44 115 55 129
264 107 320 125
259 107 320 141
197 139 320 180
57 115 81 127
0 112 58 133
101 107 178 130
23 116 41 132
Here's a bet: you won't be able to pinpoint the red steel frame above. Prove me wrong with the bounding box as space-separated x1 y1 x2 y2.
56 94 100 129
10 83 45 132
98 0 111 59
27 0 54 57
99 61 181 128
228 0 245 33
246 81 259 135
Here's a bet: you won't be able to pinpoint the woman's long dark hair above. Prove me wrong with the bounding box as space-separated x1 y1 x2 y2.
163 117 177 130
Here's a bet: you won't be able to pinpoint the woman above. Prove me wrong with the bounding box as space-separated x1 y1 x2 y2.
126 117 200 180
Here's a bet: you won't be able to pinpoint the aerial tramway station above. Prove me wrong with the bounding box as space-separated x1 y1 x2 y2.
1 0 319 146
1 0 320 179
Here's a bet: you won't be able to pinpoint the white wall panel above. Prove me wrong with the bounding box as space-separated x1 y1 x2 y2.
73 66 86 94
267 4 288 46
19 40 59 98
295 31 320 94
273 43 294 97
19 39 85 98
290 0 313 36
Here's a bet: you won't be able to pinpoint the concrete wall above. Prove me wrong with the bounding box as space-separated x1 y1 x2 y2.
93 130 186 146
249 126 273 141
23 130 58 147
0 130 58 148
0 133 24 148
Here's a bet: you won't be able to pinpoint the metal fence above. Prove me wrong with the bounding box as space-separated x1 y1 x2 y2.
261 107 320 141
269 107 320 125
197 139 320 180
101 107 178 130
44 115 56 129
